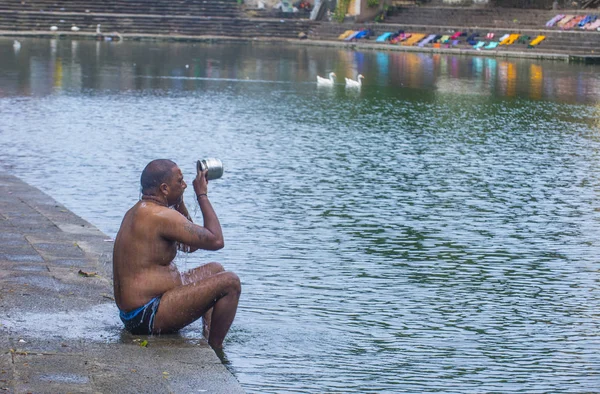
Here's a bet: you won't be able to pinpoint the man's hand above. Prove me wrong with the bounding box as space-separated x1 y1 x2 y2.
177 242 192 253
193 169 209 197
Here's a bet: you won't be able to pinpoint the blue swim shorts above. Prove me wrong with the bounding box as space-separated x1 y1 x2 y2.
119 296 161 335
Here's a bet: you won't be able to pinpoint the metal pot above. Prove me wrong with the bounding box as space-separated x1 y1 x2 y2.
196 158 224 181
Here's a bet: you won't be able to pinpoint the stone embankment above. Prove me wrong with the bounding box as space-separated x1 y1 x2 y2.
0 172 245 394
0 0 599 59
311 6 600 58
0 0 317 40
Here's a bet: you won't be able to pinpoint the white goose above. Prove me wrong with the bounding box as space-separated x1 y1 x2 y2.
317 72 336 86
345 74 364 88
13 40 21 52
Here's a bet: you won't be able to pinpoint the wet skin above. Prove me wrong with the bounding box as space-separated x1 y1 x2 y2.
113 165 241 348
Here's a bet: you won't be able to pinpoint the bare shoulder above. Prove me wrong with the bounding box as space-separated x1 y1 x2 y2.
135 201 175 221
122 202 181 235
146 204 194 234
153 204 189 223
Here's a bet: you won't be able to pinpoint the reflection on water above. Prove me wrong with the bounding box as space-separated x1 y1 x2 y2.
2 38 600 103
1 38 600 393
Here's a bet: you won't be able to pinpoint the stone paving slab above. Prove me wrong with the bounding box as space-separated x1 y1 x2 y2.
0 172 245 394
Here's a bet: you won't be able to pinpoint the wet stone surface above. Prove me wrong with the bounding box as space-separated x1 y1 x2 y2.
6 225 62 235
0 246 39 256
12 353 93 394
8 336 86 355
4 264 47 272
0 254 44 263
9 274 82 292
46 258 90 266
38 373 90 384
0 238 29 246
33 242 86 259
0 353 14 391
0 232 24 240
0 172 245 394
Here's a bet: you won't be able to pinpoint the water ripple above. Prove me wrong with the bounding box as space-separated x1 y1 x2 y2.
1 39 599 393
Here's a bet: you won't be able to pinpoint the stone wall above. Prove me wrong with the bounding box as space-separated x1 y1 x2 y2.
443 0 489 4
434 0 579 7
357 0 381 22
246 0 314 10
489 0 571 8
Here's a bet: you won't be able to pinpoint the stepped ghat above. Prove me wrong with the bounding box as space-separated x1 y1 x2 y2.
313 5 600 57
0 0 599 60
0 0 317 39
312 5 600 57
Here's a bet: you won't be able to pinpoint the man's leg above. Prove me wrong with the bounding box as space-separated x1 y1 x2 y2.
152 271 241 349
180 262 224 338
180 262 224 284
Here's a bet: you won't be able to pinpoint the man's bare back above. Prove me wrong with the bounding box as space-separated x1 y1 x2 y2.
113 200 184 311
112 159 240 349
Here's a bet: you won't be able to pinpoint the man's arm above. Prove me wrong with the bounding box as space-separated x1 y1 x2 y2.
190 168 223 250
160 168 224 252
159 206 224 251
174 201 193 252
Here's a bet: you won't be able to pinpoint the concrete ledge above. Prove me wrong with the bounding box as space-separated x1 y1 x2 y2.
1 30 576 62
293 38 573 61
570 54 600 63
0 172 245 394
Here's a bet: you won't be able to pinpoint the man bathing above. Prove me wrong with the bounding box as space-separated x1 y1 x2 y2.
112 159 241 349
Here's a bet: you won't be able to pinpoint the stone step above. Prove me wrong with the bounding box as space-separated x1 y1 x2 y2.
0 20 314 32
0 11 315 38
0 0 241 17
0 5 239 14
310 22 600 53
243 8 313 19
4 0 240 7
315 22 599 39
384 6 596 30
2 3 597 54
0 9 242 19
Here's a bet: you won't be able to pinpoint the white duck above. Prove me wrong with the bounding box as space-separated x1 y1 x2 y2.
50 25 58 31
13 40 21 52
317 72 336 86
71 25 80 32
345 74 364 88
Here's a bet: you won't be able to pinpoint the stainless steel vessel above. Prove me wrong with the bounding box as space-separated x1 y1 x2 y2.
197 158 224 180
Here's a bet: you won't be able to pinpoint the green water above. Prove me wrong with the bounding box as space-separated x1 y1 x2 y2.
1 38 599 392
